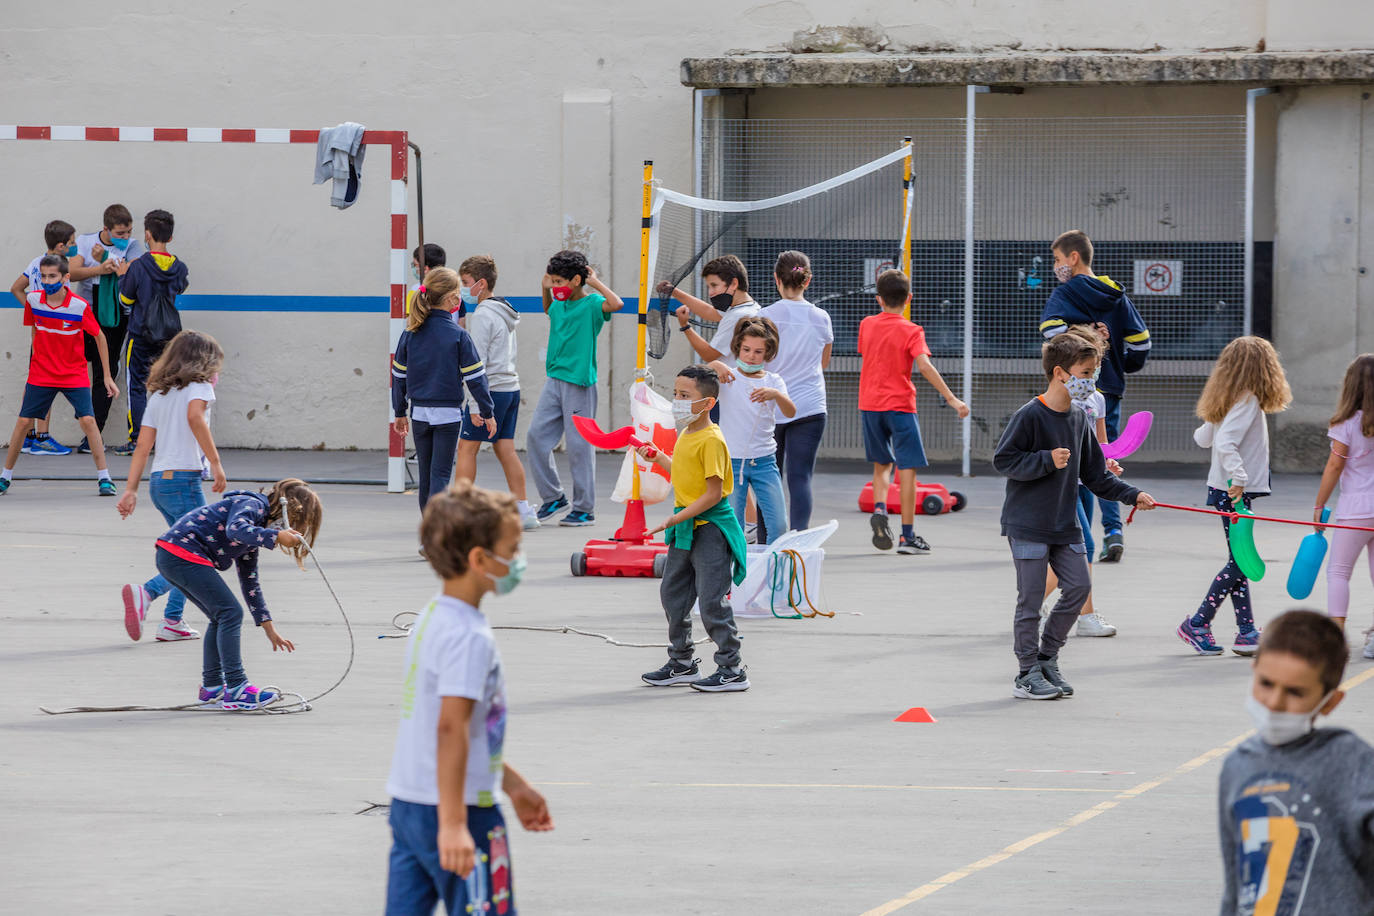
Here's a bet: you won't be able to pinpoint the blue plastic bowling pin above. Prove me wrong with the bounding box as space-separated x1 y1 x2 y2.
1286 507 1331 600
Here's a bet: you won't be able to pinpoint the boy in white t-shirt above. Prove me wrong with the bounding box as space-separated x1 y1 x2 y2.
386 481 553 916
661 254 759 364
709 315 795 543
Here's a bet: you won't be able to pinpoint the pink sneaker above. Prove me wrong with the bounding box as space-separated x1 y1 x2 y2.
155 618 201 641
122 584 149 641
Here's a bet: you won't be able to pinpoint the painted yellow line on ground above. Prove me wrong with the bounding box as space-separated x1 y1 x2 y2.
660 782 1117 794
860 664 1374 916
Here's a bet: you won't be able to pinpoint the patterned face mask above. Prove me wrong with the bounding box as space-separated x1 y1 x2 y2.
1063 374 1096 400
1054 263 1073 283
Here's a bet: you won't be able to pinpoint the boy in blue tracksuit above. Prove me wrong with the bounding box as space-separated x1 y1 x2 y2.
1039 229 1151 564
392 267 496 512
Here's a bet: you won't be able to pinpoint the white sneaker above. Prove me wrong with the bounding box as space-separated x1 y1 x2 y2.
520 508 541 531
1363 625 1374 660
122 584 149 641
1075 612 1118 637
744 523 759 545
155 618 201 641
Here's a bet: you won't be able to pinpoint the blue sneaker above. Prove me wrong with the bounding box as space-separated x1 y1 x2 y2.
221 682 278 710
1177 617 1224 656
20 433 38 455
0 478 9 495
29 434 72 455
198 685 226 705
558 510 595 527
109 440 137 457
1232 628 1262 657
98 479 117 496
536 495 570 520
75 438 92 454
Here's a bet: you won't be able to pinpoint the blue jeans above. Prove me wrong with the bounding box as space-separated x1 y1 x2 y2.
1076 485 1095 562
154 548 247 689
1098 394 1122 536
729 455 788 545
141 471 208 621
386 799 515 916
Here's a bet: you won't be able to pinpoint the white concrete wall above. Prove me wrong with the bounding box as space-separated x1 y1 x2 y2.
0 0 1358 458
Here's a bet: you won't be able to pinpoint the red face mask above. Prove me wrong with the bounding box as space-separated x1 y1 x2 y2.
551 286 572 302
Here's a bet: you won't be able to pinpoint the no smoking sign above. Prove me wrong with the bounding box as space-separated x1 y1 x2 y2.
1133 259 1182 296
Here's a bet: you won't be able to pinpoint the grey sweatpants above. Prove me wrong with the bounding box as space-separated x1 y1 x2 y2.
524 378 598 513
660 522 742 672
1010 537 1091 670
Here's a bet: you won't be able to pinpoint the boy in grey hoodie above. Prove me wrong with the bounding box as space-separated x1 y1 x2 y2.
1218 610 1374 915
456 255 539 530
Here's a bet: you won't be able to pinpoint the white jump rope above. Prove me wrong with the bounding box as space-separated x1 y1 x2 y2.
40 497 355 716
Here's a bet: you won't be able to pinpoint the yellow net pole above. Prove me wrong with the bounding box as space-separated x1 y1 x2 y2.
900 136 913 321
632 160 654 502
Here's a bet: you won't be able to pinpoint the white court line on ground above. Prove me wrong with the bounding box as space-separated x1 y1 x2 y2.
860 665 1374 915
659 782 1117 794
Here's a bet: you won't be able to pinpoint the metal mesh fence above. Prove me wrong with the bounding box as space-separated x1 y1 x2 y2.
691 116 1247 465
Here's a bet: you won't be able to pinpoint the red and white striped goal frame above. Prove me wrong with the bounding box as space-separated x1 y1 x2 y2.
0 124 412 491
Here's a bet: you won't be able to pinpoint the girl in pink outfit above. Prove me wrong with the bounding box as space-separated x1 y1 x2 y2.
1313 354 1374 658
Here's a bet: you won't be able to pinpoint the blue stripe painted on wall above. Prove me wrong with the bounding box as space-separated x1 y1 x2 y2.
1 294 642 314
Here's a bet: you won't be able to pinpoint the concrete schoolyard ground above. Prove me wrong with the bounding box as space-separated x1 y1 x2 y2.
2 451 1372 915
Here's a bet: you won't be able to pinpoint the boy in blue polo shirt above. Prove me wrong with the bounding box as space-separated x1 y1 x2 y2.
523 249 623 527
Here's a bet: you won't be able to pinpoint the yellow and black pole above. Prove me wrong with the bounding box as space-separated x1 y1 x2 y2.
900 136 914 321
637 160 653 374
632 159 654 502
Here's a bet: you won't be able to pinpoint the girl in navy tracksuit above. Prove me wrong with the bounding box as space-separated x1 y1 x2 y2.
153 478 322 710
392 267 496 510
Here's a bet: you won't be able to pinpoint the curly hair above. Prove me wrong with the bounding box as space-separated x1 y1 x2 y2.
547 249 589 285
147 330 224 395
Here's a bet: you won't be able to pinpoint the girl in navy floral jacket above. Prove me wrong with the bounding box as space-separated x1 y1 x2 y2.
153 478 323 710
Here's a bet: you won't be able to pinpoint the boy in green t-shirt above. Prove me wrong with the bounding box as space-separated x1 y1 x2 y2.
524 250 623 526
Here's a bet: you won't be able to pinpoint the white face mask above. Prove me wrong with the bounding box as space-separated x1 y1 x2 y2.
1245 691 1333 746
1054 263 1073 283
671 397 708 427
1063 373 1097 400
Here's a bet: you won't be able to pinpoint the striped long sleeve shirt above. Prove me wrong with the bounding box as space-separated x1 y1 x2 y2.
391 310 495 419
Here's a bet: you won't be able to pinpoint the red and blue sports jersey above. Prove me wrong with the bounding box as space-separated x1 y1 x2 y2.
23 287 101 388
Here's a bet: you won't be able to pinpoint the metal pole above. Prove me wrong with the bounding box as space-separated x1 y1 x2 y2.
901 136 913 321
962 87 986 477
408 141 424 278
1243 88 1276 338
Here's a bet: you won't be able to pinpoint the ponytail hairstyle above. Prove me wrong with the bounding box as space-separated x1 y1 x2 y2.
147 329 224 395
263 478 323 570
1330 353 1374 437
773 250 812 294
406 266 462 332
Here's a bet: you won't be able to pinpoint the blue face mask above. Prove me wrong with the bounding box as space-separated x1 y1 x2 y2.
109 236 130 251
459 285 479 306
64 244 78 257
41 280 64 295
736 358 764 374
485 550 526 596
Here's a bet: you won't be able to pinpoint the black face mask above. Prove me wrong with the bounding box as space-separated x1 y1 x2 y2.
710 291 734 312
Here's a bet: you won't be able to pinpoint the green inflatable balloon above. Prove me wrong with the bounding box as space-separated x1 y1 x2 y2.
1228 500 1266 581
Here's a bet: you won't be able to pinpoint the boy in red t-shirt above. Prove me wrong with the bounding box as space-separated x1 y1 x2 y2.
857 270 968 554
1 255 119 496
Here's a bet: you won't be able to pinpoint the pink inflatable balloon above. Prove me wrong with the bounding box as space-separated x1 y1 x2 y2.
1101 411 1153 461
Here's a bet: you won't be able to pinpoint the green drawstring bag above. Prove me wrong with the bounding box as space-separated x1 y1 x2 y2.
95 274 122 328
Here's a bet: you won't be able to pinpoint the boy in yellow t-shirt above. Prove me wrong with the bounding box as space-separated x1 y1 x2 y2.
638 365 750 693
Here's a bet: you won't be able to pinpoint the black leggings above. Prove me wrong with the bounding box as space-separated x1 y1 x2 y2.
774 412 826 530
412 419 460 510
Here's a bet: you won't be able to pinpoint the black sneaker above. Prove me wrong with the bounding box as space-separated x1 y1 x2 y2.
870 511 893 551
109 440 137 457
690 667 750 693
1036 658 1074 697
1098 531 1124 563
75 437 92 454
642 658 700 687
536 495 569 520
558 510 595 527
896 534 931 555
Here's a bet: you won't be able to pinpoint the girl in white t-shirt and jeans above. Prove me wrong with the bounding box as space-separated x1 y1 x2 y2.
115 330 228 643
1312 353 1374 657
761 250 833 531
710 316 795 544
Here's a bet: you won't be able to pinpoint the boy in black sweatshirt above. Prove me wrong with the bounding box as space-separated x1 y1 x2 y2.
993 332 1156 700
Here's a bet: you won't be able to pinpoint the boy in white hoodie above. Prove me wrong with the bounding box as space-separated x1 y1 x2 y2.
455 256 538 530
